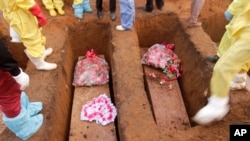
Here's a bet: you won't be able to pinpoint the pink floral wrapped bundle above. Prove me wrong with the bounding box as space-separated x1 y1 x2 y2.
80 94 117 125
73 50 109 86
141 43 182 80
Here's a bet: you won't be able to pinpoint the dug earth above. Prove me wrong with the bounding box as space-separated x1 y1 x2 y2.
1 0 250 141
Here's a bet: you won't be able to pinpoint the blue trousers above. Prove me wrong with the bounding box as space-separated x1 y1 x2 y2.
120 0 135 29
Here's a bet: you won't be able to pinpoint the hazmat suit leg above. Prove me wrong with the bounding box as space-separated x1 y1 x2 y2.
220 27 250 90
216 30 232 58
53 0 65 15
42 0 57 16
82 0 93 13
72 4 84 19
3 106 43 140
24 49 57 71
0 70 43 140
193 27 250 125
21 92 43 117
6 9 57 70
205 30 232 63
119 0 135 30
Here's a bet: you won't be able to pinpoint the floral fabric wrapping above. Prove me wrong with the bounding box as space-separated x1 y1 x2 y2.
141 43 182 80
80 94 117 125
72 50 109 86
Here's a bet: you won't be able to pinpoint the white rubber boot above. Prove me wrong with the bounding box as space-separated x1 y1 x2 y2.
24 50 57 70
230 73 250 91
192 95 230 125
13 68 29 90
43 47 53 59
232 73 247 83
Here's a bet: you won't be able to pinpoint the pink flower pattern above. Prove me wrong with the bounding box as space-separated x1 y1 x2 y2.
141 43 182 80
80 94 117 125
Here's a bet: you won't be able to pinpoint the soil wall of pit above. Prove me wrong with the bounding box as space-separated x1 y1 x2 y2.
0 18 114 140
135 13 216 124
199 0 231 42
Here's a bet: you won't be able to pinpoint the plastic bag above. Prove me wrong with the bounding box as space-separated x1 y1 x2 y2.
141 43 182 80
73 50 109 86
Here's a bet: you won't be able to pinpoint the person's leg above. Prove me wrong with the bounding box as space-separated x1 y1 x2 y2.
20 92 43 117
42 0 57 16
0 70 21 118
205 30 231 63
0 39 29 90
117 0 135 30
0 71 43 140
96 0 103 18
11 10 57 70
155 0 164 10
0 39 20 75
144 0 153 12
82 0 93 12
53 0 65 15
190 0 195 17
110 0 116 20
188 0 205 27
110 0 116 12
217 30 232 58
72 2 84 19
193 29 250 125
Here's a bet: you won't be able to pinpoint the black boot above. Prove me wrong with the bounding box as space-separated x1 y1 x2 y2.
156 0 164 10
110 12 116 21
97 11 103 19
143 6 153 12
205 55 219 63
143 0 154 12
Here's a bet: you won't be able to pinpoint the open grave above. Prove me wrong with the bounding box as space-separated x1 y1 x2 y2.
1 0 250 141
